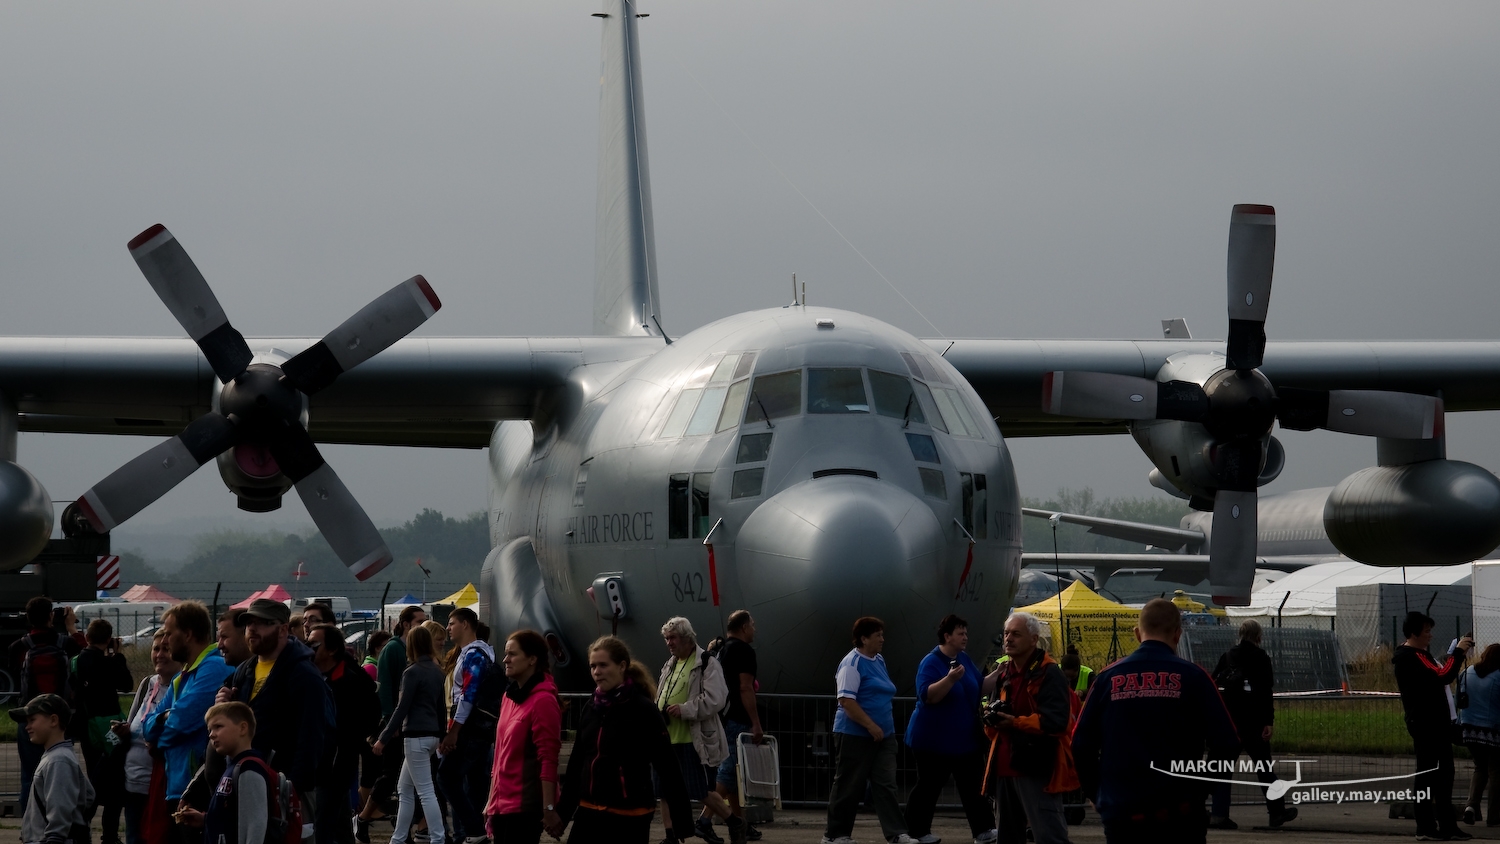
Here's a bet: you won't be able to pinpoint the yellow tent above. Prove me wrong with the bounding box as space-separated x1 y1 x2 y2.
437 583 479 608
1015 581 1141 670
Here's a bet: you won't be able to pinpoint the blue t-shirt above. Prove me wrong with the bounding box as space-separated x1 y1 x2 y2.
833 649 897 738
904 647 981 755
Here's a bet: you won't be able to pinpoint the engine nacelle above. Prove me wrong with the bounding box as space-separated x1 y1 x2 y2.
1324 460 1500 566
0 460 53 571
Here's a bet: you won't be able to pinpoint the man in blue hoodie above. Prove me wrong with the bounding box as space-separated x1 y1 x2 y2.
1071 598 1239 844
146 600 234 844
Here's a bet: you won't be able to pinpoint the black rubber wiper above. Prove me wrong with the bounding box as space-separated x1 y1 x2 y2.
753 392 774 429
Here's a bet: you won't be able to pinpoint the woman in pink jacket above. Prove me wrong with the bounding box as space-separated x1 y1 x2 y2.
486 629 562 844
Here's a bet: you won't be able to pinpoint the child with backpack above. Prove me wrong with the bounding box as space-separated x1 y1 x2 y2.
9 597 86 811
13 693 95 844
180 702 298 844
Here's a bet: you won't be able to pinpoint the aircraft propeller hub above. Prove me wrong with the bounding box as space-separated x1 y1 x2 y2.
1202 367 1277 440
217 363 304 434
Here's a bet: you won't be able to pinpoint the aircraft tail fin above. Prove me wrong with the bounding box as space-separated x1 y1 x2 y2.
592 0 662 338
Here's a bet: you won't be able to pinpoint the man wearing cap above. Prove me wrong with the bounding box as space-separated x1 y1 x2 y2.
14 694 94 844
146 600 234 843
218 598 334 803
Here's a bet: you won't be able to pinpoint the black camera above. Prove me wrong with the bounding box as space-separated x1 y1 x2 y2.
52 607 67 626
982 697 1012 728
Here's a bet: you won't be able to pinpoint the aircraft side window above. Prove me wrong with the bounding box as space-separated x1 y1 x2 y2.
960 473 975 536
692 472 713 537
731 468 765 500
900 352 929 381
687 354 723 387
686 386 729 436
905 433 939 464
668 474 691 538
808 368 869 414
732 352 757 380
737 433 772 463
913 382 947 434
919 467 947 500
973 473 988 539
744 370 802 424
667 471 714 538
711 354 741 383
931 388 973 437
717 379 749 433
574 460 590 507
870 370 927 424
661 388 702 438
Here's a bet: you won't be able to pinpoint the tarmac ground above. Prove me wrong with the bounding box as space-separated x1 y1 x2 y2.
3 800 1500 843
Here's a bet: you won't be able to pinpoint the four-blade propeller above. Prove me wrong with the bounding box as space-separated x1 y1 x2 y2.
73 224 442 581
1041 205 1443 605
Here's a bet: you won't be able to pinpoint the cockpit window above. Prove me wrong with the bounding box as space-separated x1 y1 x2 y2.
744 370 802 424
808 368 869 414
905 433 939 464
733 352 757 380
737 433 772 463
686 386 729 436
660 388 702 438
870 370 926 423
717 380 749 433
913 382 946 434
931 387 977 437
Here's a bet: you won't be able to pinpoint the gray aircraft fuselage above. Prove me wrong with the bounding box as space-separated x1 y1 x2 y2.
482 306 1020 692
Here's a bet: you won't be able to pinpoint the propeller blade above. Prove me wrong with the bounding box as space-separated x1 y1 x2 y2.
1225 204 1276 370
280 275 441 395
265 423 393 580
1042 372 1209 422
1278 389 1444 439
75 413 238 532
128 225 253 383
1208 488 1257 607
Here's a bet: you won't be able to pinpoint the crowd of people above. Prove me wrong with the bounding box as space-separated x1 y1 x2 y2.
14 590 1493 844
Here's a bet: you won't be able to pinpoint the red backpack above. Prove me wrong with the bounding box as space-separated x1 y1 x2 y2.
233 756 303 844
20 633 73 703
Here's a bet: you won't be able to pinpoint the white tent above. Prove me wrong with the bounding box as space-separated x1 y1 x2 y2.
1226 561 1472 629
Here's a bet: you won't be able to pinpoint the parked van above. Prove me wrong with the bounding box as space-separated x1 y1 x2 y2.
288 596 353 621
73 601 170 637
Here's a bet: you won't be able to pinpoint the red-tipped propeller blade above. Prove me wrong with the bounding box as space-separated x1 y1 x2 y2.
128 225 253 383
280 275 441 395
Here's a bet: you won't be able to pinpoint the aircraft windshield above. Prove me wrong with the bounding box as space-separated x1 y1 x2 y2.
808 368 869 414
870 370 926 423
745 371 802 424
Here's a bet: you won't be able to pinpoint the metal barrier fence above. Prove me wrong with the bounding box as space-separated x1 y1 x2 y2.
555 692 1474 806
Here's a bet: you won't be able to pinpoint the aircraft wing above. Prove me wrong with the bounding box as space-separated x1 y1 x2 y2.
1021 552 1333 577
932 339 1500 436
1021 506 1205 551
0 336 661 448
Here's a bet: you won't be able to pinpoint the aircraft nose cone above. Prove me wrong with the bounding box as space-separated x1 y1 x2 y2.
734 475 947 690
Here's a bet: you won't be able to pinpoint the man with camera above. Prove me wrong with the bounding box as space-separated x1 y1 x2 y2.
1393 610 1475 841
983 611 1076 844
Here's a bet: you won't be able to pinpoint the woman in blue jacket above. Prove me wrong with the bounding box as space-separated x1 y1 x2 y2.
904 614 997 844
1461 644 1500 826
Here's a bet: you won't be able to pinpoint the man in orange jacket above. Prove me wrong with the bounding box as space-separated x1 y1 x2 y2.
984 612 1078 844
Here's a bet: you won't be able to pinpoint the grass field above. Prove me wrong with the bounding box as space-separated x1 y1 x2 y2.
1271 698 1435 756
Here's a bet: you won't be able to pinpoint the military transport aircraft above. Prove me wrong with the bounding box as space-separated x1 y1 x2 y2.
4 1 1500 691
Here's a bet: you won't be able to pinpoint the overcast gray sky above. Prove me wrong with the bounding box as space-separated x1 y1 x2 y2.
4 2 1500 543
